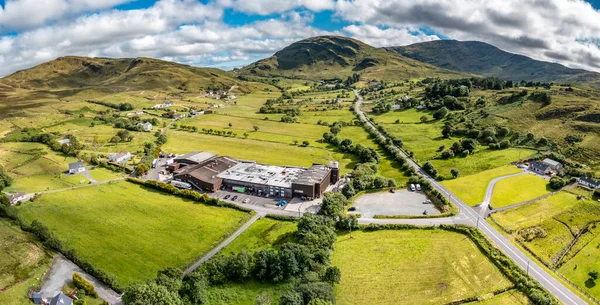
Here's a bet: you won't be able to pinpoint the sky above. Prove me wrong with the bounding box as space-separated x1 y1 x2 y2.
0 0 599 76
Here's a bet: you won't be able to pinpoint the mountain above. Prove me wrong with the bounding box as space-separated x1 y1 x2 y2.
387 40 600 85
240 36 465 81
0 56 242 91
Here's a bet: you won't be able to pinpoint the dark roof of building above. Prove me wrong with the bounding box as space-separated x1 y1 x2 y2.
294 164 331 186
49 293 72 305
68 162 84 170
175 156 238 185
530 160 550 172
578 177 600 187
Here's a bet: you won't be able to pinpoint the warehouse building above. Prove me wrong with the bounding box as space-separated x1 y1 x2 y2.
217 162 305 197
173 156 238 192
167 151 216 172
292 163 338 199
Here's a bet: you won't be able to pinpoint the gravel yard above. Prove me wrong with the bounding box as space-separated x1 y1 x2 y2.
350 190 440 218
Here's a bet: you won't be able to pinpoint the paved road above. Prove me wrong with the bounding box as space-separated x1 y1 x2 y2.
40 255 122 305
184 212 265 274
352 89 586 305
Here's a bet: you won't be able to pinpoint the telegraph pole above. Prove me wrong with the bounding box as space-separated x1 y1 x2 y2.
348 219 353 238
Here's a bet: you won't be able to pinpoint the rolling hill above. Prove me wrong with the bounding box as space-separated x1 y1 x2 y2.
0 56 242 92
240 36 466 81
387 40 600 86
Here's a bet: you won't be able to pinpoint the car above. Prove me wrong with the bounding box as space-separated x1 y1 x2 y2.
410 184 416 191
416 184 421 191
348 207 356 211
389 188 395 193
276 200 287 207
423 200 432 204
232 196 238 201
243 198 249 203
423 210 429 215
223 194 231 200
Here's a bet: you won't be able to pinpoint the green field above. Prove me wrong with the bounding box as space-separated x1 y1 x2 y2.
464 290 530 304
222 218 297 255
442 166 523 206
0 220 53 305
338 126 409 184
18 181 250 286
490 174 551 208
164 130 356 174
332 230 512 305
205 280 290 305
560 230 600 299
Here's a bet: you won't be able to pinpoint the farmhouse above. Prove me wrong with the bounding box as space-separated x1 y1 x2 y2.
6 192 27 204
49 293 73 305
577 177 600 189
530 158 562 175
137 122 153 132
68 161 85 174
542 158 562 171
57 138 71 145
108 151 132 163
173 156 239 191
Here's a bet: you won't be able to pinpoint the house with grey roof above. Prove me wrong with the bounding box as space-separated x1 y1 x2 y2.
577 177 600 189
529 161 551 175
108 151 132 164
6 192 27 204
542 158 562 171
49 293 72 305
68 161 85 174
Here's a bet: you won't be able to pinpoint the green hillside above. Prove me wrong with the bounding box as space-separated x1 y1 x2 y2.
388 40 600 86
240 36 465 81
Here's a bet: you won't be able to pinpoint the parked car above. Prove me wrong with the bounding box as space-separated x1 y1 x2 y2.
410 184 416 191
390 188 395 193
416 184 421 191
223 194 231 200
348 207 356 211
276 200 287 207
243 198 249 203
232 196 238 201
423 200 432 204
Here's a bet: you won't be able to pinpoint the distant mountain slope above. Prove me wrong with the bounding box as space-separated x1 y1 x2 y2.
387 40 600 85
240 36 465 81
0 56 241 91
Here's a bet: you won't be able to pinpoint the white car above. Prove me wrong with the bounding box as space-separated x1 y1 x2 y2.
242 198 250 204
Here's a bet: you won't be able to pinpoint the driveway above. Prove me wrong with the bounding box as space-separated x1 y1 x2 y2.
350 190 439 218
40 255 122 305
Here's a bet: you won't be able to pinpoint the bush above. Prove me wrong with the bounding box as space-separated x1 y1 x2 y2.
548 177 565 190
73 273 98 298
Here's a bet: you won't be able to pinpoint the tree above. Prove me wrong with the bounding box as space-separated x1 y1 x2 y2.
589 270 599 281
136 164 148 176
420 115 428 123
154 267 183 292
279 291 302 305
549 177 565 190
322 266 341 284
342 183 355 199
294 282 335 305
253 125 260 132
451 168 460 178
320 193 347 217
228 123 233 128
180 272 208 305
373 176 388 189
461 138 477 153
255 292 272 305
110 136 121 144
302 140 310 147
422 162 438 178
156 134 168 146
244 132 249 138
433 107 449 120
122 282 182 305
293 140 298 145
0 166 13 191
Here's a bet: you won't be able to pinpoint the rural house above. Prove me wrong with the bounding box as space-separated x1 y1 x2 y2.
57 138 71 145
68 161 85 174
108 151 132 164
529 161 551 175
137 122 153 132
577 177 600 189
6 192 27 204
542 158 562 171
49 292 73 305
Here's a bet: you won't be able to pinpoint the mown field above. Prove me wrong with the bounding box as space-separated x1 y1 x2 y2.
441 166 523 206
332 230 512 305
0 220 53 305
492 190 600 298
17 181 251 286
222 218 297 255
464 290 530 304
490 174 551 208
164 130 357 174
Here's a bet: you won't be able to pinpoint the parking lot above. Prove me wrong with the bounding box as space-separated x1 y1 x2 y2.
349 189 440 218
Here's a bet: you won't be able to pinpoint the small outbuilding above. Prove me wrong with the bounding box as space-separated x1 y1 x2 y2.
68 162 85 174
542 158 562 171
108 151 132 164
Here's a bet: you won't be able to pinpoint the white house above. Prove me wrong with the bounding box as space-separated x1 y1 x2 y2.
227 94 237 100
108 152 132 164
135 110 144 115
57 138 71 145
152 104 164 109
6 192 27 204
137 122 153 132
577 177 600 189
68 161 85 174
164 101 173 107
391 104 401 110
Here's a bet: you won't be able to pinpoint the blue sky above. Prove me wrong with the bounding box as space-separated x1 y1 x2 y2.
0 0 598 75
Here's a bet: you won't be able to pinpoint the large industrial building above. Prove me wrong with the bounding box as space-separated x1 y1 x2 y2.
167 151 339 198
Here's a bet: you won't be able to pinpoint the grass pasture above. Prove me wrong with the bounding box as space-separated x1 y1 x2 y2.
332 230 512 305
223 218 297 255
0 220 53 305
17 181 250 286
442 166 523 206
465 290 530 304
559 230 600 299
205 280 291 305
490 174 551 208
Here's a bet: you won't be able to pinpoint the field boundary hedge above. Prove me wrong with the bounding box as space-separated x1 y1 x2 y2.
359 223 560 305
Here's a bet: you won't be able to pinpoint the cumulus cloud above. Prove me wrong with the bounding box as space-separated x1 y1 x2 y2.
335 0 600 72
219 0 335 15
343 24 440 47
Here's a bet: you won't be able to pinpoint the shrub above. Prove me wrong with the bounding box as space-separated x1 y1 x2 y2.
548 177 565 190
73 273 98 298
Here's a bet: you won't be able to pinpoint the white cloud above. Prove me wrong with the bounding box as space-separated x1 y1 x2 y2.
343 24 440 47
220 0 335 15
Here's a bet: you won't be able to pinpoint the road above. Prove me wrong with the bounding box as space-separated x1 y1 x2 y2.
184 212 265 274
352 89 586 305
475 172 526 217
40 255 122 305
